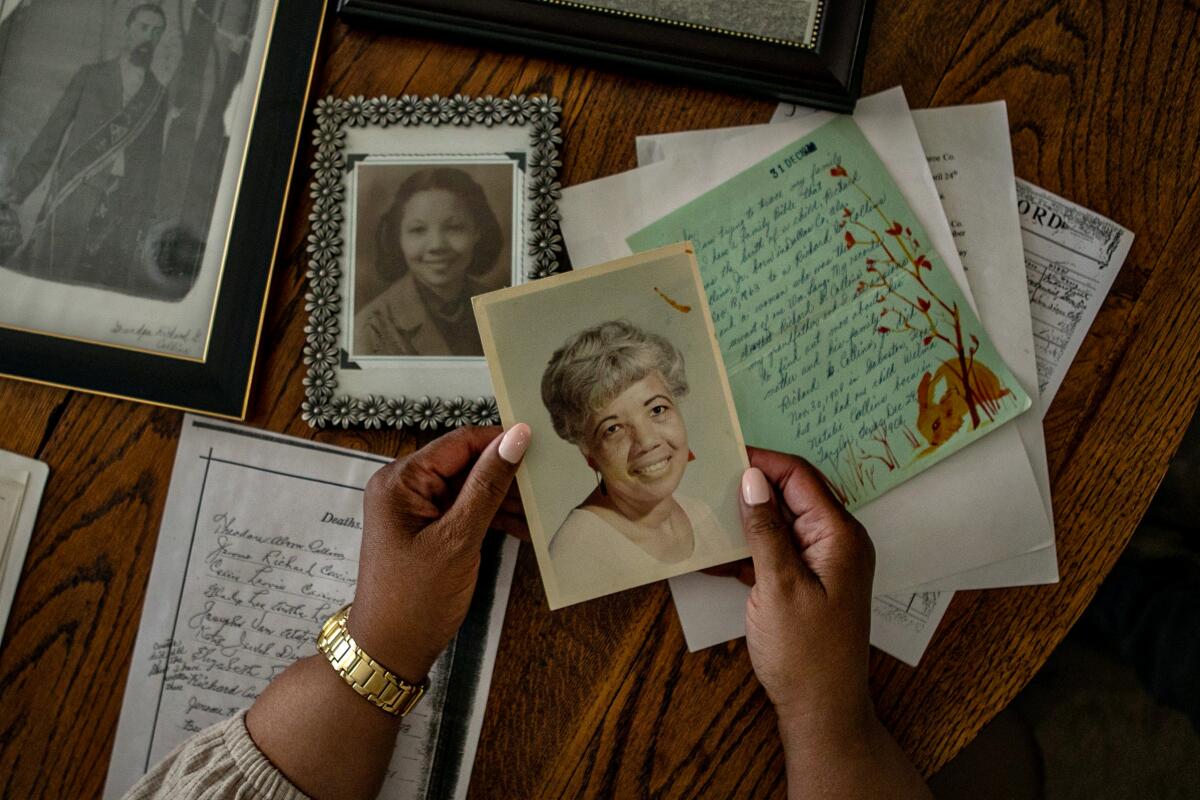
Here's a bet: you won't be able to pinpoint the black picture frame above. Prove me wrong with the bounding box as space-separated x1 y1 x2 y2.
337 0 874 111
0 1 328 419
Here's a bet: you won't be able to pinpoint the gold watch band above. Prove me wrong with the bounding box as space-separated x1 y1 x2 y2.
316 604 427 717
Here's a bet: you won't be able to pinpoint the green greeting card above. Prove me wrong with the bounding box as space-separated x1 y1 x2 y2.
627 116 1030 509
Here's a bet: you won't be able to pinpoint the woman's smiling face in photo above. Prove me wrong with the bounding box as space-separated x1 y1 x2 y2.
399 188 481 300
583 371 689 508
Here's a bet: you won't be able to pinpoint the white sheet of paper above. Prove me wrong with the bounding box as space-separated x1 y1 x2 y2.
1017 179 1134 411
0 472 26 549
825 108 1088 597
883 106 1061 592
104 417 516 800
875 104 1063 609
910 180 1133 591
0 451 47 646
908 542 1059 592
669 569 955 667
912 182 1134 592
911 104 1051 518
574 90 1053 663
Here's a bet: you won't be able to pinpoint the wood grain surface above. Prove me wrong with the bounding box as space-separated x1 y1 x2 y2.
3 1 1200 797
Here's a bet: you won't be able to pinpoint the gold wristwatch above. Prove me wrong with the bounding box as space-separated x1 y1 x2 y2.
316 604 427 717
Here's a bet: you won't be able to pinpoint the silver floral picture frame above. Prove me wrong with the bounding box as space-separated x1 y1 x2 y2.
301 93 564 430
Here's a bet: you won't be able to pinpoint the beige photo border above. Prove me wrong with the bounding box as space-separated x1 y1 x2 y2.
473 241 750 609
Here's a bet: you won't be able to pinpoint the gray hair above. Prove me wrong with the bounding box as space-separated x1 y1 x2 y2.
541 320 689 445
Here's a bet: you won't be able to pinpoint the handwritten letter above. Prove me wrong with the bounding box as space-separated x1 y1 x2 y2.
628 117 1030 508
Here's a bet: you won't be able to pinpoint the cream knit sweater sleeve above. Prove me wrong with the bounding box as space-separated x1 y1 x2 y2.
121 711 309 800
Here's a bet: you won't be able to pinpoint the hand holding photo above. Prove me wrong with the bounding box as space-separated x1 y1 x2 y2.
474 243 749 608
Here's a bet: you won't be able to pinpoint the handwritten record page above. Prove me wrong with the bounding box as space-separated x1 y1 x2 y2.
1015 179 1134 411
628 116 1031 509
105 418 517 800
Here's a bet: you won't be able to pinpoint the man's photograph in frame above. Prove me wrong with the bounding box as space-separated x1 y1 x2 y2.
0 0 276 358
474 243 750 609
349 159 517 360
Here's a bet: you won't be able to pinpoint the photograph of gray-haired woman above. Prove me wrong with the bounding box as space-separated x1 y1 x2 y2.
353 165 509 358
540 319 726 584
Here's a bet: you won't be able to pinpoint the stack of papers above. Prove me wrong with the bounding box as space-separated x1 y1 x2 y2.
0 450 48 645
559 87 1133 665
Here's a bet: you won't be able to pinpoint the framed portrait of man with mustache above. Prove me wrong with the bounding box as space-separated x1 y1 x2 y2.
0 1 325 417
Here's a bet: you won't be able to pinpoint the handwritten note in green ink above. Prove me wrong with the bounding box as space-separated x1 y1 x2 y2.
627 116 1030 509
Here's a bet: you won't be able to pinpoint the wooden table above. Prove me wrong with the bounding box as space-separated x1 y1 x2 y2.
3 2 1200 797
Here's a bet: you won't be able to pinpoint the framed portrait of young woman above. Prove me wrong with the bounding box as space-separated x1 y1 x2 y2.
0 0 327 418
299 92 564 430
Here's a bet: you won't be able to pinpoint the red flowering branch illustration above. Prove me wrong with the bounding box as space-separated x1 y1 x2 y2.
869 426 900 470
823 427 904 508
830 162 1012 435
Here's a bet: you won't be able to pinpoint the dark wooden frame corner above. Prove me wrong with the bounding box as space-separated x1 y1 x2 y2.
337 0 874 111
